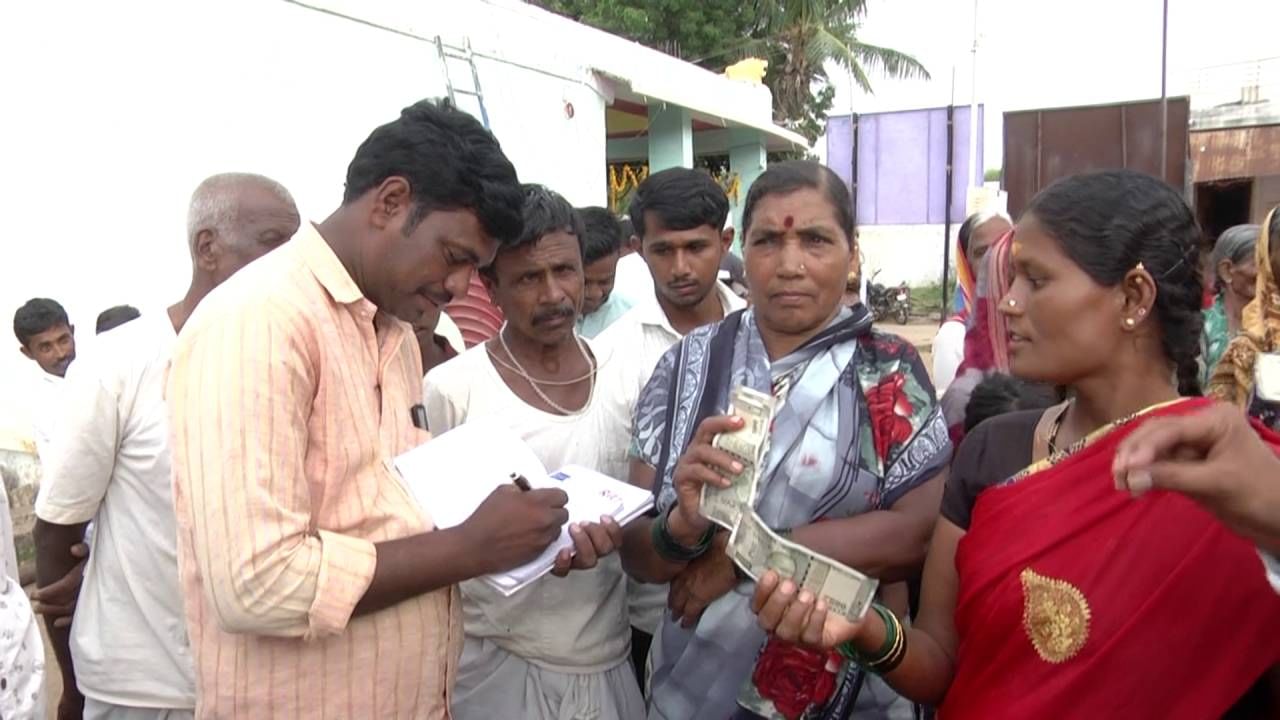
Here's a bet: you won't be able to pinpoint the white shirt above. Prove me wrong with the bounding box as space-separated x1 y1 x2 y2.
1262 550 1280 594
931 319 967 395
0 484 45 719
436 310 465 354
611 252 655 306
35 311 195 709
593 282 746 633
423 338 632 672
30 369 66 462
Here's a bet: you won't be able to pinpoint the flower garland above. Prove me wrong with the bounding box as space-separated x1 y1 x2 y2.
608 164 649 212
607 164 742 212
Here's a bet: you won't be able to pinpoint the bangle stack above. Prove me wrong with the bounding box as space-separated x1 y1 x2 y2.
651 503 715 563
836 604 907 674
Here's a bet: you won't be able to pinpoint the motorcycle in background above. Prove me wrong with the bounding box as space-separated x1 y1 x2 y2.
867 270 911 325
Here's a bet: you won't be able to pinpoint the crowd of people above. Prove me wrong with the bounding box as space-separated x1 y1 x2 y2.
3 99 1280 720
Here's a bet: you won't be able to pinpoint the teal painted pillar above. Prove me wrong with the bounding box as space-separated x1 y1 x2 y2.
729 127 767 253
648 103 693 172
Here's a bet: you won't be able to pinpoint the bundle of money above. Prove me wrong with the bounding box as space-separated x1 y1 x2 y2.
728 511 878 623
702 386 776 529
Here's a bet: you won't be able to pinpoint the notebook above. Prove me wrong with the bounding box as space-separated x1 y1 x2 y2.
393 420 654 596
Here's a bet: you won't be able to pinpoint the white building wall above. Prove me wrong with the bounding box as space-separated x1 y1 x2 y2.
859 225 958 289
0 0 607 439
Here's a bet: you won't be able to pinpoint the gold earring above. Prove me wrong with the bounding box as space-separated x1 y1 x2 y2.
1007 298 1018 309
1136 262 1146 272
1124 317 1136 328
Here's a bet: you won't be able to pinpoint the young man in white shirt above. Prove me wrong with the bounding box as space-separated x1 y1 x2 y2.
425 185 641 719
593 168 744 688
33 172 300 720
13 297 77 461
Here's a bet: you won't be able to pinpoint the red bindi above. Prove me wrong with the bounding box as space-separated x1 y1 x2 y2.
783 215 794 229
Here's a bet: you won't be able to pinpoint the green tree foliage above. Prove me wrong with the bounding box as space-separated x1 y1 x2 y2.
537 0 928 143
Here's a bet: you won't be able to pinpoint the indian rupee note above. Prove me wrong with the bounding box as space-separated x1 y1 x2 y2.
729 510 878 622
702 387 776 529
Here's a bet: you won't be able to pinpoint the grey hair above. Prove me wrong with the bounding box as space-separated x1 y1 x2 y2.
186 172 295 247
1210 223 1259 292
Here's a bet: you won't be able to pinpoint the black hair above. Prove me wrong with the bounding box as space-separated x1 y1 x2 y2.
14 298 70 346
741 161 854 243
957 214 977 256
577 207 624 265
343 99 523 246
95 305 141 334
629 168 729 240
483 184 585 279
1025 169 1204 396
964 372 1057 432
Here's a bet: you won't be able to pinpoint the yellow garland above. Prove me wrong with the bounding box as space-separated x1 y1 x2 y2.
608 164 650 212
607 165 742 211
713 170 741 204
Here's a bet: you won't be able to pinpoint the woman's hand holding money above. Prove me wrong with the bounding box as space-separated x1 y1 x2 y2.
669 414 745 545
751 569 866 651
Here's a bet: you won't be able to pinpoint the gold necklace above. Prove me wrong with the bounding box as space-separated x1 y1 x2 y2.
493 325 595 415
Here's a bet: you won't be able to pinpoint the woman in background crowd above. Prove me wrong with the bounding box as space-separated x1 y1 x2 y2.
1208 209 1280 426
939 229 1015 443
931 211 1012 393
1201 223 1259 384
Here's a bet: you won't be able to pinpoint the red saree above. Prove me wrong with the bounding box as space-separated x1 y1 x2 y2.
944 397 1280 719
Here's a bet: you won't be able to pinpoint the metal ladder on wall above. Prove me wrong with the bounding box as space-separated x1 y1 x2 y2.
435 36 491 129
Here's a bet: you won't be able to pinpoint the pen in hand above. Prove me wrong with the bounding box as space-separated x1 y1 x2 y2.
509 472 533 492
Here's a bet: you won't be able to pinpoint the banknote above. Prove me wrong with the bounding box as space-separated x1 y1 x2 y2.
728 510 878 622
702 386 776 529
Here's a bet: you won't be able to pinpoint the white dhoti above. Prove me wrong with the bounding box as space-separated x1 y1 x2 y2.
453 636 646 720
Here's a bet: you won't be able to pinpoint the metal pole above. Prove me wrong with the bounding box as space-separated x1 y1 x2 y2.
943 66 956 323
968 0 980 189
1160 0 1169 181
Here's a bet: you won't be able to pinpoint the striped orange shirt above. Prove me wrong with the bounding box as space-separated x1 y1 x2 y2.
167 223 460 719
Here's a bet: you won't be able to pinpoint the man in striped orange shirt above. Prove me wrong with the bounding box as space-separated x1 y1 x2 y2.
166 101 571 719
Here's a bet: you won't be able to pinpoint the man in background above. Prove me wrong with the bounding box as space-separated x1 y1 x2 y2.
94 305 141 334
414 301 463 378
612 215 654 303
13 298 76 459
594 167 743 688
34 173 299 720
576 206 636 338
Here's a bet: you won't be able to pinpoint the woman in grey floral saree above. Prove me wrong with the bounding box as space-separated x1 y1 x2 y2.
620 161 952 720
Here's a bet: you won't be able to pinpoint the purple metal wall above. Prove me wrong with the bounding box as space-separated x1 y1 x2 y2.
826 106 983 226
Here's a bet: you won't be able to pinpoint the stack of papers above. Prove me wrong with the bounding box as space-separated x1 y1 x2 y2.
393 420 653 595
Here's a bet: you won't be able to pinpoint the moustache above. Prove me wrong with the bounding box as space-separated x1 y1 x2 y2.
531 304 576 325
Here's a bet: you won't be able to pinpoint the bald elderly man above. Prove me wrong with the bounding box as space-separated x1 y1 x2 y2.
33 173 299 720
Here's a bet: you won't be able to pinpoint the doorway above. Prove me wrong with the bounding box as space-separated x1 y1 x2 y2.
1195 178 1254 245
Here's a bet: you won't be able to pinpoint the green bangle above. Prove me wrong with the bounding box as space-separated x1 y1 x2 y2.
837 604 901 671
651 504 714 563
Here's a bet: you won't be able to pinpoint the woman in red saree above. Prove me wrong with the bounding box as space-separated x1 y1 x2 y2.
749 169 1280 718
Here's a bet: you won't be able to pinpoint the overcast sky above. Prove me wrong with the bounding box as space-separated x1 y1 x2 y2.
827 0 1280 169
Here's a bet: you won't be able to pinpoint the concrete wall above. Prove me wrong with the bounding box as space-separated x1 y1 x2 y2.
0 0 608 440
859 224 960 288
